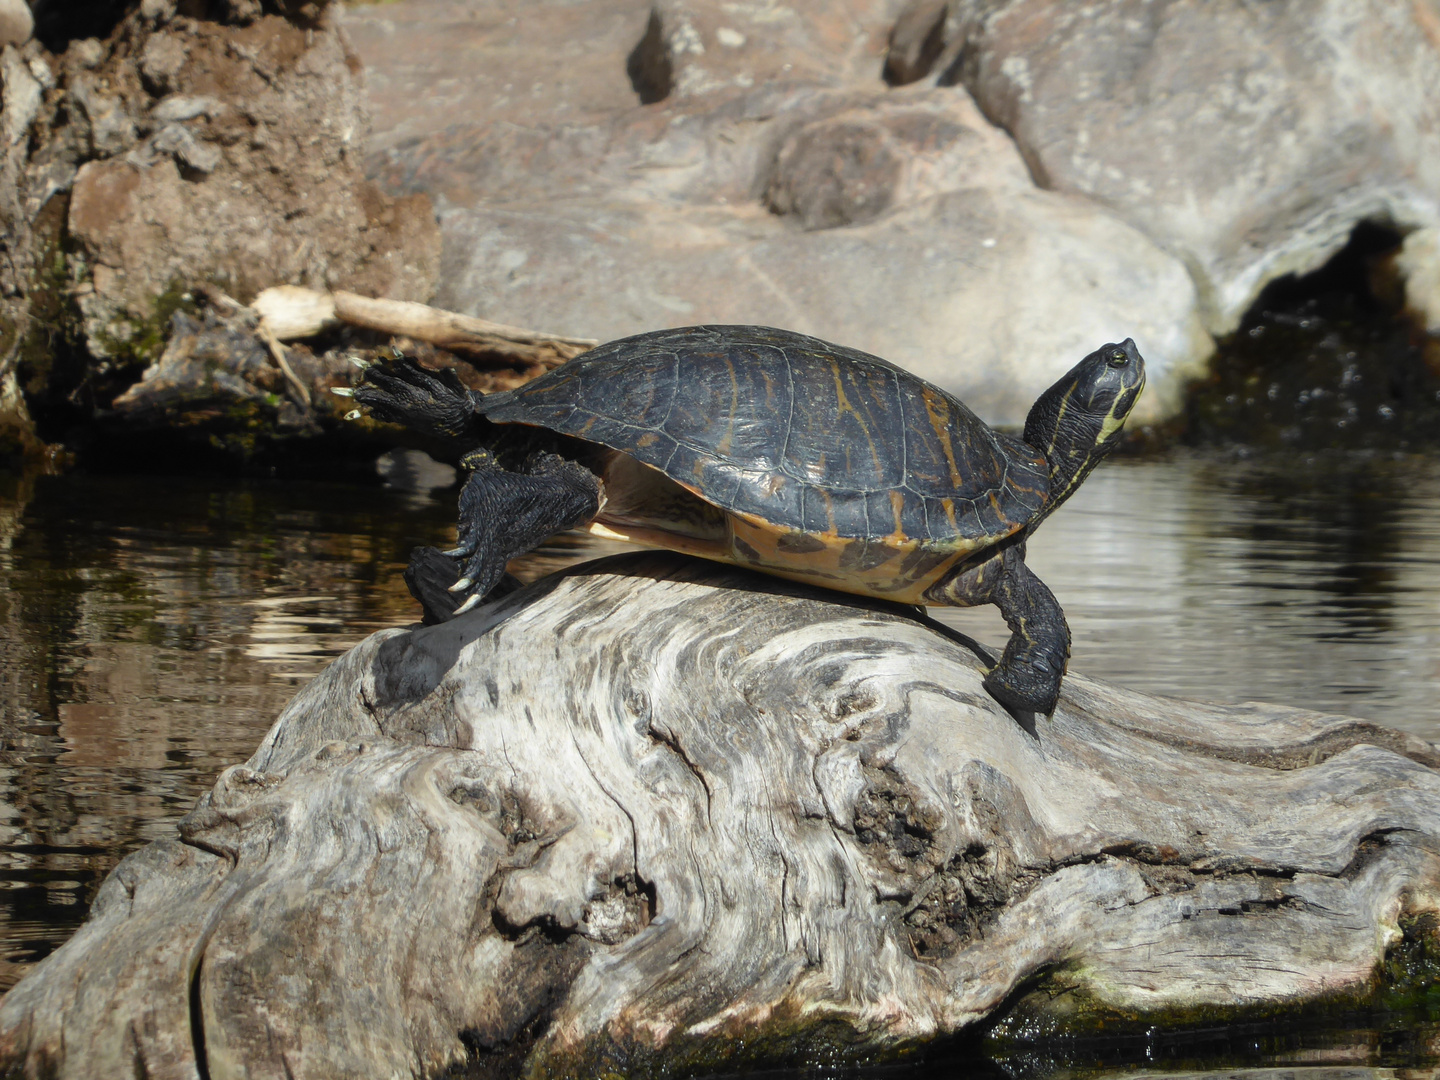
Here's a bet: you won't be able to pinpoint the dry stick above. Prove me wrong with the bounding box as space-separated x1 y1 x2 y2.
330 291 596 368
201 283 314 406
259 326 313 407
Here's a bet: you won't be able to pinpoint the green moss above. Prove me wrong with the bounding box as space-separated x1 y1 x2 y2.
984 912 1440 1049
89 279 198 371
16 197 81 396
1377 911 1440 1011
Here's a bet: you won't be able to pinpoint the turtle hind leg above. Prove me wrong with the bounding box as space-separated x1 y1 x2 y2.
351 355 479 445
981 545 1071 719
424 451 602 621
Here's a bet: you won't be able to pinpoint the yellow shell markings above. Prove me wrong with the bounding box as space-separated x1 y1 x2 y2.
584 452 990 605
940 497 959 531
726 511 980 604
921 386 964 488
887 490 907 543
817 486 837 533
824 354 888 487
759 369 780 415
713 352 741 458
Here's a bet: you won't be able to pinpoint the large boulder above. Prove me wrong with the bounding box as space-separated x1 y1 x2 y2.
0 554 1437 1078
423 85 1210 424
350 0 1440 428
950 0 1440 335
349 0 1212 428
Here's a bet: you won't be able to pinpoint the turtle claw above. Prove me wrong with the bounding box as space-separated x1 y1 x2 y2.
448 576 474 593
344 409 362 421
348 355 371 370
452 593 483 616
330 386 355 397
441 545 471 558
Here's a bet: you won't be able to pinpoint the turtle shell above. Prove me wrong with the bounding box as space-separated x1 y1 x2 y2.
479 326 1049 560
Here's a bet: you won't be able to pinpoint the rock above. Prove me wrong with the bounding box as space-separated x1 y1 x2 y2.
0 41 52 456
0 2 444 458
63 12 442 362
951 0 1440 335
438 174 1208 424
352 0 1440 429
1 553 1436 1077
108 306 350 434
0 46 41 148
374 446 455 493
353 0 1210 426
138 30 187 92
353 0 653 159
0 0 31 48
644 0 897 100
883 0 950 86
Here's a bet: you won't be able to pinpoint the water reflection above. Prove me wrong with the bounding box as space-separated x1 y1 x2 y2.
0 469 458 988
0 450 1437 1015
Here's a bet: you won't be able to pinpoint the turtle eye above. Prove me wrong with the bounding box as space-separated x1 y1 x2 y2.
1107 348 1128 367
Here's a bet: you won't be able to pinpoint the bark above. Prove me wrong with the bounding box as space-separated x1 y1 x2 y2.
1 552 1437 1079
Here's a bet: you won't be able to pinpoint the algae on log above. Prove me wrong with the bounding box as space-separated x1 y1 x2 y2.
0 552 1438 1078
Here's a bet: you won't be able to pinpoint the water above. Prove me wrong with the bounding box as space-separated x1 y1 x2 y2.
0 450 1437 1068
939 449 1440 734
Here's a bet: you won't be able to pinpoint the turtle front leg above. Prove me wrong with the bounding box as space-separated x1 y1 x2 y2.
981 545 1071 718
927 543 1071 722
415 450 603 622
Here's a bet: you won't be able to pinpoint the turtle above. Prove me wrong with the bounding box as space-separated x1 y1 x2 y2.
346 324 1145 719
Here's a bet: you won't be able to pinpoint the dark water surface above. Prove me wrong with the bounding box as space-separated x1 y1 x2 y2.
0 451 1437 1071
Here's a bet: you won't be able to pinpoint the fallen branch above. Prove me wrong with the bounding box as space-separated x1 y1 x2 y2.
251 285 597 369
258 325 312 408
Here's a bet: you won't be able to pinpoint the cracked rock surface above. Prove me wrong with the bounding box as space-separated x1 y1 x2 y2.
0 552 1437 1078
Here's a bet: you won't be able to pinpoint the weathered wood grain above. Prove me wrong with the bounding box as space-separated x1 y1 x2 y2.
1 553 1436 1079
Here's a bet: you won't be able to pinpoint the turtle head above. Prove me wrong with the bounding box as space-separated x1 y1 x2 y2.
1023 338 1145 520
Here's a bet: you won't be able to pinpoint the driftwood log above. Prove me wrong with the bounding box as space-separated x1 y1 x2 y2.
1 553 1438 1078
